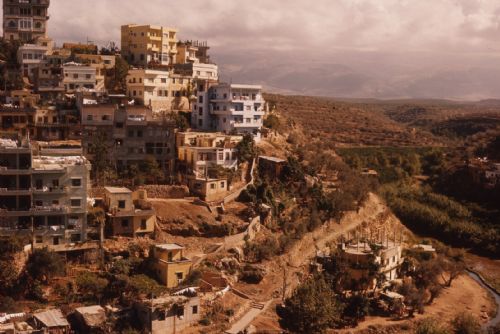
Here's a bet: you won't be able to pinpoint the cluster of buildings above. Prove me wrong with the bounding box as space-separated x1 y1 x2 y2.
0 2 268 333
0 294 201 334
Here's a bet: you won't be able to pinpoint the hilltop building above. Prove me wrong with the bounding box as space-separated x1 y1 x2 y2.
191 83 265 140
3 0 50 42
121 24 178 68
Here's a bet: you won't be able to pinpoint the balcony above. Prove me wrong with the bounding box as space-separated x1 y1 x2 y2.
0 166 32 175
0 188 32 196
32 186 67 195
31 205 68 215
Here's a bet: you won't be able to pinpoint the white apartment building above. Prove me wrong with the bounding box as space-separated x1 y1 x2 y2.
17 38 54 81
192 83 265 141
126 69 192 112
62 62 97 93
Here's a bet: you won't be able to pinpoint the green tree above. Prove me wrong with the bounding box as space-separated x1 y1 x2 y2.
0 260 18 294
76 271 109 303
91 130 113 185
279 277 343 333
108 56 129 92
236 134 258 163
264 114 281 131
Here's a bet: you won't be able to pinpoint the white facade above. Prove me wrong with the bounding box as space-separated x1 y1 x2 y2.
62 62 97 93
192 83 265 140
17 43 51 80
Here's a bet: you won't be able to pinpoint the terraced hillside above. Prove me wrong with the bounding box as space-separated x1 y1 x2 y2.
266 94 500 147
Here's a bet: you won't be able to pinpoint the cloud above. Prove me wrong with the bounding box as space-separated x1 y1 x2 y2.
3 0 500 99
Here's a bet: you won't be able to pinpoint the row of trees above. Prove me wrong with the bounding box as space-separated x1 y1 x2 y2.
381 183 500 257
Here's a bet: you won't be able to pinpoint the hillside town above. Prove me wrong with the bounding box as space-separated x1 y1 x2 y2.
0 1 499 334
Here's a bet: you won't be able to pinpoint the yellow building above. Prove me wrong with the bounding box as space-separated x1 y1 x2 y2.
103 187 156 238
153 244 192 288
126 69 192 112
121 24 178 68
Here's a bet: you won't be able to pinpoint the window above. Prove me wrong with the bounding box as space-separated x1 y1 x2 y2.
176 272 184 280
52 179 59 187
85 74 92 79
198 107 203 116
71 179 82 187
198 96 203 103
73 73 78 79
121 219 129 227
71 199 82 207
141 219 147 230
210 183 215 189
221 182 225 188
118 200 126 209
35 236 43 244
86 114 93 121
161 78 167 84
192 306 198 315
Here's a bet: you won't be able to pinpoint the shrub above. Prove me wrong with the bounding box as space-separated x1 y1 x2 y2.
76 271 109 303
239 265 265 284
26 248 65 283
415 318 450 334
451 312 481 334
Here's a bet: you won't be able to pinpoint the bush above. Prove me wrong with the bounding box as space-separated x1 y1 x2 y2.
239 265 265 284
451 312 481 334
76 271 109 303
0 296 22 313
279 277 343 333
26 248 65 283
415 318 450 334
244 237 280 262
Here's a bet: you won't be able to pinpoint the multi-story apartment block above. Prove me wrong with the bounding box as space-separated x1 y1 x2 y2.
81 103 176 174
192 83 265 141
62 62 97 93
174 40 218 81
3 0 50 42
103 187 155 238
0 105 36 137
126 69 192 112
74 54 116 91
36 49 70 100
0 137 91 250
17 37 53 81
121 24 178 68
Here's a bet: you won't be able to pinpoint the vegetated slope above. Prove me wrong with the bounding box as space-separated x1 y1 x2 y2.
266 94 443 147
267 94 500 147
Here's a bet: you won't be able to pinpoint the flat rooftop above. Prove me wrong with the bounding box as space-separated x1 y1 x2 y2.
104 187 132 194
155 243 185 251
259 155 286 163
32 156 88 169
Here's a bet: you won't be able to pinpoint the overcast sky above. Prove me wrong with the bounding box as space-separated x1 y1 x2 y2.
9 0 500 99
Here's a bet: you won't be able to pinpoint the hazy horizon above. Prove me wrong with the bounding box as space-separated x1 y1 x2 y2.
4 0 500 100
